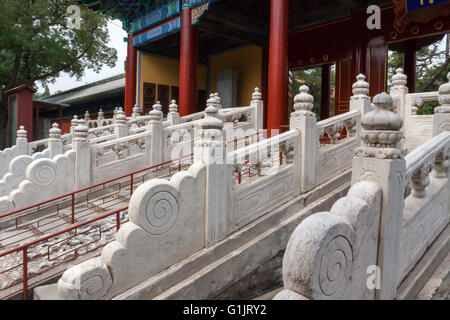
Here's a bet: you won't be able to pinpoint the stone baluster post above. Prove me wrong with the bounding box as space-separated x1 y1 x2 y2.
251 87 264 132
77 116 86 126
152 101 164 122
84 111 90 122
167 100 180 126
16 126 28 155
132 105 140 119
432 72 450 136
147 107 163 166
290 85 317 192
48 123 63 158
214 92 222 109
72 123 91 189
97 109 104 127
114 108 128 138
113 107 118 123
390 68 408 120
194 100 231 246
352 92 406 300
350 74 371 115
70 115 79 134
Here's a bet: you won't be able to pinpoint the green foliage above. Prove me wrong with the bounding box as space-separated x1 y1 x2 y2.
388 35 449 94
387 51 404 89
34 86 50 99
291 66 336 120
417 100 439 115
415 41 449 92
0 0 117 146
387 35 449 115
0 0 117 91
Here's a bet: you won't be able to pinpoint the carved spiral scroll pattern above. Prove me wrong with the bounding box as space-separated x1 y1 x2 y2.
282 212 354 300
29 161 56 187
144 191 179 235
318 236 352 298
10 156 33 177
81 275 107 297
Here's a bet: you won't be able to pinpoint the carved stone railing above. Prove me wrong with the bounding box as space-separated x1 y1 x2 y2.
27 138 51 154
0 127 52 190
91 131 151 184
390 68 441 152
0 91 265 217
226 130 300 235
52 98 268 300
179 111 205 123
163 120 197 162
0 146 21 180
400 131 450 281
315 110 361 186
0 149 51 197
87 124 115 139
290 84 364 192
275 90 449 300
274 181 382 300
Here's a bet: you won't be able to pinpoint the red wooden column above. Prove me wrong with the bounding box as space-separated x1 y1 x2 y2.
320 64 331 120
267 0 289 134
367 37 388 97
350 10 368 79
125 33 137 117
179 6 198 116
404 40 416 93
4 84 36 143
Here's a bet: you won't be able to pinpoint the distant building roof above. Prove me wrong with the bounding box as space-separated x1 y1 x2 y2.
42 73 125 105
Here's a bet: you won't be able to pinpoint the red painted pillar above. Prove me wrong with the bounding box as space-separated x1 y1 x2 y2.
4 84 36 143
125 33 137 117
179 6 198 116
267 0 289 134
35 106 39 140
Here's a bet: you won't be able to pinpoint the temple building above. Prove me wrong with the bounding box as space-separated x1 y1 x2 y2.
73 0 450 131
1 0 450 301
40 73 125 134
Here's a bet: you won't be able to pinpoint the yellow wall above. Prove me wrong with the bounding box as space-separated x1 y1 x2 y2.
137 52 207 109
209 45 262 107
137 45 262 109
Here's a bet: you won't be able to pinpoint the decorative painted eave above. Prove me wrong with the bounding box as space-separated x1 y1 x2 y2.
72 0 217 32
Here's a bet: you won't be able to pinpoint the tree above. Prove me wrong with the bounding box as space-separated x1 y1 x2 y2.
0 0 117 147
291 66 336 120
34 86 50 99
388 34 449 98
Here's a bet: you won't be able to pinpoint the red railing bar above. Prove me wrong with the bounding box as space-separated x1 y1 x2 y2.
22 248 28 300
71 194 75 224
0 206 128 257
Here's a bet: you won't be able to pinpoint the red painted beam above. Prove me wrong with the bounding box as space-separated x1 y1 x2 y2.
125 34 137 117
179 7 198 116
267 0 289 135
